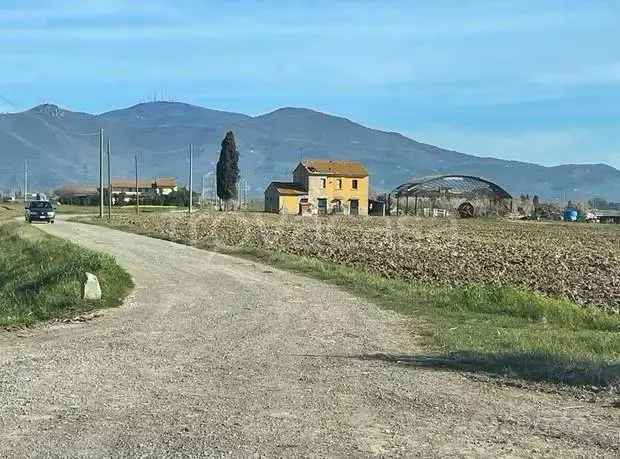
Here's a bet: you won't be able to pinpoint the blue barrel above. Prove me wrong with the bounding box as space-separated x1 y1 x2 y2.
564 208 578 222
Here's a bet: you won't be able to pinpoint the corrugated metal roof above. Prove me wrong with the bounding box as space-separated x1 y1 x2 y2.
393 175 512 199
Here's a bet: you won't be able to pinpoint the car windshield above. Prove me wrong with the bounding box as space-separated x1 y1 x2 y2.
30 201 52 209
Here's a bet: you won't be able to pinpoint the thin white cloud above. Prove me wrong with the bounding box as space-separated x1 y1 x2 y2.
1 1 614 40
532 63 620 87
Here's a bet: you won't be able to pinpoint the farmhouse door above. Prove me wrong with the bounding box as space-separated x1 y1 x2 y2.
350 199 359 215
318 198 327 215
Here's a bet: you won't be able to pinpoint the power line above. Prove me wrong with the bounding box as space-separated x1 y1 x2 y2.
0 94 18 110
72 131 102 136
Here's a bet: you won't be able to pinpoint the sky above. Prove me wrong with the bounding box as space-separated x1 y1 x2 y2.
1 0 619 168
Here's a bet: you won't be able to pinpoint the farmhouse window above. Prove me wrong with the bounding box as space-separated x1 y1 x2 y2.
321 178 326 188
352 179 358 190
337 179 342 189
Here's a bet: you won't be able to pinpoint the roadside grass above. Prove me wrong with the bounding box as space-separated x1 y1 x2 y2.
0 222 133 328
79 215 620 388
214 246 620 388
0 203 21 222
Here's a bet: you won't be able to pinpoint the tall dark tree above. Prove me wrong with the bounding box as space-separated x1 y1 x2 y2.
216 131 240 209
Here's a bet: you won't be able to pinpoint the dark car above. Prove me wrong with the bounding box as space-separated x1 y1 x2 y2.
25 200 56 223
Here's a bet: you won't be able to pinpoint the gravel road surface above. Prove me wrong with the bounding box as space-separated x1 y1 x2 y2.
1 219 618 457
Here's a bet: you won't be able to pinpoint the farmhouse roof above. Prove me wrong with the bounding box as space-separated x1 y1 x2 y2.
268 181 308 195
300 159 368 177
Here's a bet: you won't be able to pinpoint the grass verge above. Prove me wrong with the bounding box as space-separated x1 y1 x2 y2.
215 246 620 389
0 222 133 328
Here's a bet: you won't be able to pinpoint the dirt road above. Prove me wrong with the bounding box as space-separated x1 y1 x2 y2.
1 220 618 457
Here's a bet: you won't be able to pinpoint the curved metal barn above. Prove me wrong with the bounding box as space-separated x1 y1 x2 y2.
390 175 513 217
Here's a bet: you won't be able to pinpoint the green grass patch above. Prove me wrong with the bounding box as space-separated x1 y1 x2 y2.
216 246 620 388
0 222 133 327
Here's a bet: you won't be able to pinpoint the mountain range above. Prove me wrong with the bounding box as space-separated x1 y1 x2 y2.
1 101 619 200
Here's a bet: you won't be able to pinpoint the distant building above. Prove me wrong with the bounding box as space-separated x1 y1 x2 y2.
55 184 99 205
98 177 177 203
265 160 369 215
60 177 178 205
596 209 620 224
110 177 177 198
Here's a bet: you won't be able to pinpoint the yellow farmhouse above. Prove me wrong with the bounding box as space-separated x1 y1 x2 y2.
265 159 369 215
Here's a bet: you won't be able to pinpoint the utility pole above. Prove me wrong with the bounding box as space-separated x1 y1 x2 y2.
107 139 112 221
201 174 206 208
24 160 28 203
99 128 104 218
188 144 193 215
214 169 219 209
135 153 140 216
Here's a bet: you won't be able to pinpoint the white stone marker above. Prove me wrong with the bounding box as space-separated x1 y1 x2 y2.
82 273 102 300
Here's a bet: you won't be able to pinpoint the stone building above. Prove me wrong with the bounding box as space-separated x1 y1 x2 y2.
265 160 369 215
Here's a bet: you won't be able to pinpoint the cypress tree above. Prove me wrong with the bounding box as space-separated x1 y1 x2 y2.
216 131 240 208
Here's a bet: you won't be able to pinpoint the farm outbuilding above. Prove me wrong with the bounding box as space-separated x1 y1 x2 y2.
390 175 513 217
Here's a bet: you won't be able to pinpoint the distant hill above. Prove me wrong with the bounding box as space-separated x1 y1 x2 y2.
1 101 619 200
